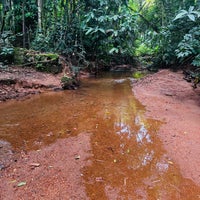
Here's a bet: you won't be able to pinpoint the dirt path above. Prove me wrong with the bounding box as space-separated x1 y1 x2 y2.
133 69 200 186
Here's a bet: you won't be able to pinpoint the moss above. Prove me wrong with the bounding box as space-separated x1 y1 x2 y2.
40 53 59 61
14 48 25 64
132 71 146 79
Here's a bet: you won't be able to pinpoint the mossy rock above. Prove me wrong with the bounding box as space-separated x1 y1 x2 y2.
40 53 59 61
61 75 79 90
14 48 25 64
14 49 62 74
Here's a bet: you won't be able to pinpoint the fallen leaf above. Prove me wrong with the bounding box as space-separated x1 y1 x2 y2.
30 163 40 168
10 180 17 183
75 155 80 160
168 161 173 165
17 182 26 187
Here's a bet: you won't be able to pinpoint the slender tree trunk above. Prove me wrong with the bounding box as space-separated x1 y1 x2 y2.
65 0 69 25
22 0 26 48
1 10 6 33
38 0 42 33
10 0 15 33
1 0 9 33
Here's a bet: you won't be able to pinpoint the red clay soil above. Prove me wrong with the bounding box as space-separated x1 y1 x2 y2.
0 133 91 200
0 69 200 199
0 66 62 102
133 69 200 186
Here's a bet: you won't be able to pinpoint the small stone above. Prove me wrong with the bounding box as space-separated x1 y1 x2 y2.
75 155 80 160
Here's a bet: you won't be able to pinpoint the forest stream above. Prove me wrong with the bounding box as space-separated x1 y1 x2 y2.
0 72 200 199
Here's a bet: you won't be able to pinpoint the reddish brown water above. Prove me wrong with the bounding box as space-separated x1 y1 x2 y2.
0 74 199 199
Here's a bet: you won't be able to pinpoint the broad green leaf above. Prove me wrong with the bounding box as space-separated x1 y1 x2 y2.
106 29 114 33
192 11 200 18
85 28 94 35
98 28 106 34
173 11 187 21
109 48 119 54
188 14 195 21
189 6 194 13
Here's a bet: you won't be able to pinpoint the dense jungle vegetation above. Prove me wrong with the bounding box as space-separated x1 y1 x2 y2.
0 0 200 84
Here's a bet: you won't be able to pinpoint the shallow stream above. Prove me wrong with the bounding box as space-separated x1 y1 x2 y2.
0 73 199 199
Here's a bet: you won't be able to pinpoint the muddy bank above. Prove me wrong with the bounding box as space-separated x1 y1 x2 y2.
0 69 200 199
133 69 200 185
0 133 91 200
0 66 62 102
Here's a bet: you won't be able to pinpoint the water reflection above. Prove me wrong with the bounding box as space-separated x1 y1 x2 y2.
115 122 131 137
135 115 152 144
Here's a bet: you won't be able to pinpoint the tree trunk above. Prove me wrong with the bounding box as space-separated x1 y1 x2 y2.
10 0 15 32
22 0 26 48
38 0 42 33
1 0 9 33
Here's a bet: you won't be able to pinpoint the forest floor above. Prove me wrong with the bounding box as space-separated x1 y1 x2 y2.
0 68 200 199
133 69 200 186
0 66 62 102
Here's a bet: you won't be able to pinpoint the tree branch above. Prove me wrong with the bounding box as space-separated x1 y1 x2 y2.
128 6 159 33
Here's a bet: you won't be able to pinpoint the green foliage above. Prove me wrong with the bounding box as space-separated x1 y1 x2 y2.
192 55 200 66
81 0 136 61
175 28 200 60
134 43 156 56
0 31 15 64
173 8 200 67
173 6 200 21
31 34 50 52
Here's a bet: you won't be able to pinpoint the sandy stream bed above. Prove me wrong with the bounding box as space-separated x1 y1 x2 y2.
0 69 200 199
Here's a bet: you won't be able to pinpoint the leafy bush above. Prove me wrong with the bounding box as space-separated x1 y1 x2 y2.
0 32 15 64
135 43 155 56
175 26 200 64
81 1 136 62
